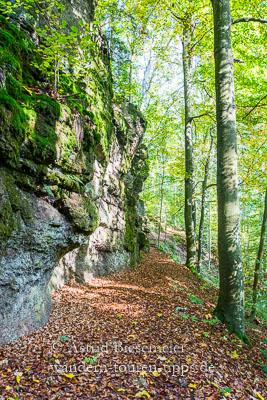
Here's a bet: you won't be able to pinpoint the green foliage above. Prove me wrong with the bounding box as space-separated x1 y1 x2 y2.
0 90 28 156
188 294 204 306
5 75 23 99
0 1 95 95
157 241 182 264
260 348 267 360
124 203 142 267
33 11 80 93
180 313 190 320
34 94 60 119
60 335 69 343
0 48 22 78
202 318 220 326
0 89 21 111
220 387 233 396
98 0 267 323
0 28 14 46
83 356 97 365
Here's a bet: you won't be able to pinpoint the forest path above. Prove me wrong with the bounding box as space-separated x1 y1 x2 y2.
0 248 266 399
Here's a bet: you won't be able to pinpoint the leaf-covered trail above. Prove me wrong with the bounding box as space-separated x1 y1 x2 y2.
0 248 266 399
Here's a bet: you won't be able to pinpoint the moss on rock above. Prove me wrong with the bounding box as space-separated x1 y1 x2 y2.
63 193 99 233
0 91 28 166
0 169 33 243
124 205 139 267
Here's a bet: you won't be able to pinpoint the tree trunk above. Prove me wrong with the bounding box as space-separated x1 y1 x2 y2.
157 161 165 247
246 224 250 269
193 200 197 240
183 23 196 270
208 196 211 268
54 57 59 94
197 137 214 272
212 0 245 336
251 189 267 319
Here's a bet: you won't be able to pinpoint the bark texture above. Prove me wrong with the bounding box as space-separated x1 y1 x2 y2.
183 23 196 270
197 137 213 271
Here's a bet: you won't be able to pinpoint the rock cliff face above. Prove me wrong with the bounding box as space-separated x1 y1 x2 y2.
0 1 148 345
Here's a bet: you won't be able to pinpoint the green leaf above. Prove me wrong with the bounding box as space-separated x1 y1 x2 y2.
70 25 78 33
220 386 233 395
181 313 190 320
83 356 97 365
203 318 219 326
188 294 204 305
60 335 69 343
260 348 267 360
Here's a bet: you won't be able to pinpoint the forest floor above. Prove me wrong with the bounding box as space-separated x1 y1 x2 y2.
0 248 267 400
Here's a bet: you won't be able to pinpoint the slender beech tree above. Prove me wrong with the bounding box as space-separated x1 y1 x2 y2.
182 18 197 270
197 136 214 272
251 189 267 319
208 196 212 268
157 158 165 247
212 0 245 336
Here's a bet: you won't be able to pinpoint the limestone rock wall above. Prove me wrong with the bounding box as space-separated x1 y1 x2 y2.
50 103 149 288
0 2 148 345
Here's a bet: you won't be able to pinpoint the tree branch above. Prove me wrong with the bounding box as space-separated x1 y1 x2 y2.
189 113 214 122
243 94 267 119
206 183 217 190
170 10 184 22
232 17 267 25
191 28 213 51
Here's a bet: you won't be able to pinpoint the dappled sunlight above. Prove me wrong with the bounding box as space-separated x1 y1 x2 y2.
94 301 145 318
165 276 189 291
55 286 85 296
53 285 102 302
85 279 162 296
